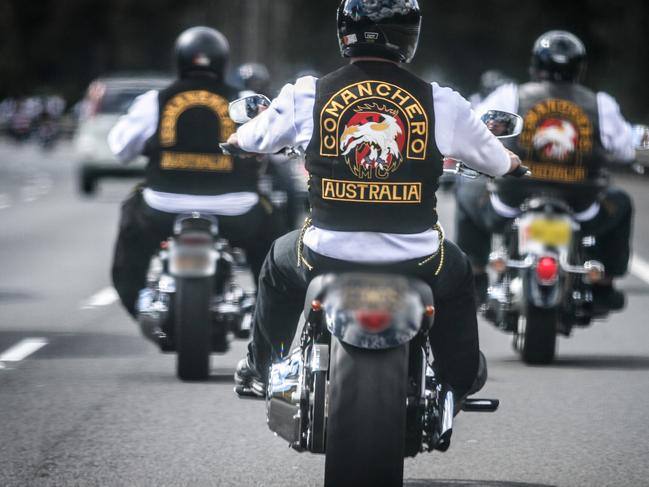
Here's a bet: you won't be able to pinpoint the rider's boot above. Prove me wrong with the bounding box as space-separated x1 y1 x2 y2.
234 355 266 398
593 281 625 311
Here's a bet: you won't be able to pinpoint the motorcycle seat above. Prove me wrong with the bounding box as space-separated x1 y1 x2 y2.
522 196 574 215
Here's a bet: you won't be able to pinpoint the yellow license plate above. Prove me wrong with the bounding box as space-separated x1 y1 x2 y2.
527 219 572 246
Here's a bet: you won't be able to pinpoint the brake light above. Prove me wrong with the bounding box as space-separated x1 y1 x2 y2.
355 309 392 333
536 256 558 283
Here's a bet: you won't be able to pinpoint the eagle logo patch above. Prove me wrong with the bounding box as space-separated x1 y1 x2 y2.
340 105 406 179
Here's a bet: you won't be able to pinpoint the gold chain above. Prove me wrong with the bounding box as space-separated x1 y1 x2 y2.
417 223 445 276
296 216 314 270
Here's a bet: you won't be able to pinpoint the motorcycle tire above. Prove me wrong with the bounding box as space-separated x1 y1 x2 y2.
175 277 212 381
519 304 557 365
324 337 408 487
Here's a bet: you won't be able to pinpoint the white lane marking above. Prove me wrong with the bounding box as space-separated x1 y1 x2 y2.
631 254 649 285
81 287 119 309
0 338 48 362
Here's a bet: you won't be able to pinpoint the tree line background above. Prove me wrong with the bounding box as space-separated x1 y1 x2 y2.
0 0 647 120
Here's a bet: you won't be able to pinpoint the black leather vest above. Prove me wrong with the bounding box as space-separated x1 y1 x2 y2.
498 81 606 211
144 77 258 196
306 62 442 234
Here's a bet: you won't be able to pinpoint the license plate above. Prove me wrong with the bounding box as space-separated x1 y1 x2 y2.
527 219 572 246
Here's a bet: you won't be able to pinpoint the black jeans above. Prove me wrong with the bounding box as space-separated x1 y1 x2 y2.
455 177 633 277
111 187 278 317
249 230 481 399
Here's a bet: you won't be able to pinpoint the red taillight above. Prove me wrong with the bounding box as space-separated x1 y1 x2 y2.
355 309 392 333
536 256 558 283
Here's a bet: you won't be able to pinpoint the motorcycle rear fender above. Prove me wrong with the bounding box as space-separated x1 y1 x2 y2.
524 267 562 309
304 273 434 350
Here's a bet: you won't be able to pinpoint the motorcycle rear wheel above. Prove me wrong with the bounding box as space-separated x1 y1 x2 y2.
175 277 212 381
324 338 408 487
518 304 557 365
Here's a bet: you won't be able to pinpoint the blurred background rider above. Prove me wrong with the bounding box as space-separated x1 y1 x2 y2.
456 30 635 309
108 27 277 318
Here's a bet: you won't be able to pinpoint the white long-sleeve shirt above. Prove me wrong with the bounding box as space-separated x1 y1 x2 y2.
475 83 636 163
107 90 258 216
237 73 511 262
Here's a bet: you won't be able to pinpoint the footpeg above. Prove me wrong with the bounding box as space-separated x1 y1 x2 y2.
462 398 499 412
234 384 265 399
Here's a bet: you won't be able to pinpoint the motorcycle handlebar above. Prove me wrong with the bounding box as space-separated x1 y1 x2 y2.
219 143 305 159
219 143 251 157
508 165 531 178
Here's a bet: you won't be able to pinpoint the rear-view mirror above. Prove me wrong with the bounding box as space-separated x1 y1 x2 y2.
480 110 523 139
228 94 271 124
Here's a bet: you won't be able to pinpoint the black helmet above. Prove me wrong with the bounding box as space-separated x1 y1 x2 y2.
237 63 271 94
175 26 229 78
337 0 422 63
530 30 586 83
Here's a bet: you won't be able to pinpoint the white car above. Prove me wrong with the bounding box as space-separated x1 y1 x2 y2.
74 75 171 195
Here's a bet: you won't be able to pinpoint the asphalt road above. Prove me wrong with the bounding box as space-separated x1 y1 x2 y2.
1 141 649 487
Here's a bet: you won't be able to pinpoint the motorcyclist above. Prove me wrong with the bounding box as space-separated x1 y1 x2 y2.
235 61 301 229
468 69 514 107
236 62 272 97
456 30 635 309
108 26 278 318
229 0 522 403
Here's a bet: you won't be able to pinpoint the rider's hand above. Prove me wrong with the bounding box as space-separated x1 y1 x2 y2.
227 133 239 147
506 149 522 174
225 133 262 159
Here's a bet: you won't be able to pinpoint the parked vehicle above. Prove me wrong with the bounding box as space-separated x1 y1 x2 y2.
74 74 172 195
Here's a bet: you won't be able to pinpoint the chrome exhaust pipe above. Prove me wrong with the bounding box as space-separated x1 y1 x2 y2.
267 349 303 447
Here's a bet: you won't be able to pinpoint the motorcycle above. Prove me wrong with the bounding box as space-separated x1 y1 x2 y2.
482 124 649 364
136 94 296 381
226 98 525 486
137 213 256 381
483 193 605 364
